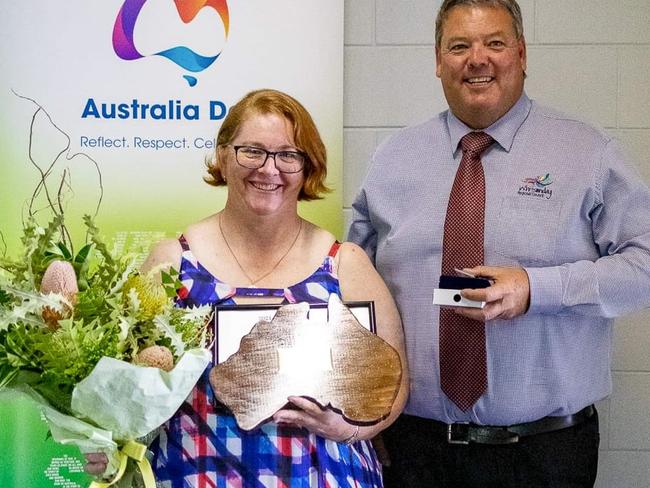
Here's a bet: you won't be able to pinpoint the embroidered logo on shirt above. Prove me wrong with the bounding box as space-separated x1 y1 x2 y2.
518 173 553 199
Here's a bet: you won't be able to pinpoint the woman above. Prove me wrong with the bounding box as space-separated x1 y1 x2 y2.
86 89 408 487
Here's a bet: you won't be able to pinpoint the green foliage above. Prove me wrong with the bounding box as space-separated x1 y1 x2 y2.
38 318 123 401
161 268 183 299
0 216 211 412
0 288 10 308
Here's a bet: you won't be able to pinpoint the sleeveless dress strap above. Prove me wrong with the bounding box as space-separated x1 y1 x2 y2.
178 234 190 251
328 241 341 257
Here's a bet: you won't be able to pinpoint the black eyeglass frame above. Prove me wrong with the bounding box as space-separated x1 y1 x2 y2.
227 144 306 174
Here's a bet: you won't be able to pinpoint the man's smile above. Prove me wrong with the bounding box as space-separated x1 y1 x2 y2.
465 76 495 86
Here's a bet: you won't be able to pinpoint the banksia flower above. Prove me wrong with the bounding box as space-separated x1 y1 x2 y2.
123 274 168 321
40 260 79 330
134 345 174 372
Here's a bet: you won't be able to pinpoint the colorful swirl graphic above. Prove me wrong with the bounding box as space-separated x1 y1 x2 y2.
522 173 553 187
112 0 229 86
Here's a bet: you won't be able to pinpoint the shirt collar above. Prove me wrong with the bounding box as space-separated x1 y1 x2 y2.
446 92 532 154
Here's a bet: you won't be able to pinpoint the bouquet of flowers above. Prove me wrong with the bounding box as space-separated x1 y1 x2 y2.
0 214 212 487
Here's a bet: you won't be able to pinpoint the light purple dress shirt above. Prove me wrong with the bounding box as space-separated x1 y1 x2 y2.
349 93 650 425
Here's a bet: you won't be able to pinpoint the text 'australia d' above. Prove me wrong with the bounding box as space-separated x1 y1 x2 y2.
81 98 228 121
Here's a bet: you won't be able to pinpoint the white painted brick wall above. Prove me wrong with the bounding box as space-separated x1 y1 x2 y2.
343 1 650 486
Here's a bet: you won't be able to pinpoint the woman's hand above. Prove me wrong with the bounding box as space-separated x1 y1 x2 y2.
83 452 109 476
272 396 359 443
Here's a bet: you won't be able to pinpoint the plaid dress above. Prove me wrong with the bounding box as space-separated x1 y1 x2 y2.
150 236 383 488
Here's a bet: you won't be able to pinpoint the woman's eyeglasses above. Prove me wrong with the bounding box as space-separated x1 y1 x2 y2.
228 145 306 174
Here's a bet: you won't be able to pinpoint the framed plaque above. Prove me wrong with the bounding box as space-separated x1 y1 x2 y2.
209 296 402 430
212 301 375 364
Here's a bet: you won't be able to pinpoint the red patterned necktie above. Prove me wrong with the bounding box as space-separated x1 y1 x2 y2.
439 131 494 411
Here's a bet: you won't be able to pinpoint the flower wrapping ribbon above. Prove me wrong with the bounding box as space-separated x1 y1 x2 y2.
89 440 155 488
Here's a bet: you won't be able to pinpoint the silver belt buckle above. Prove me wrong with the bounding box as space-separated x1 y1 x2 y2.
447 422 470 444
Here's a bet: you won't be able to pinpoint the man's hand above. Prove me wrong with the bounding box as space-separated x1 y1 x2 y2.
453 266 530 321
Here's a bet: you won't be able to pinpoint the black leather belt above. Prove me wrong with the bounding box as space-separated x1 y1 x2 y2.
444 405 595 445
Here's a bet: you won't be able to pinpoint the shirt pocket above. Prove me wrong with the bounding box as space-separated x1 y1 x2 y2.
491 196 563 266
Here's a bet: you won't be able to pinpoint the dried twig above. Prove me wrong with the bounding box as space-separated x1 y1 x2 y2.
9 90 105 254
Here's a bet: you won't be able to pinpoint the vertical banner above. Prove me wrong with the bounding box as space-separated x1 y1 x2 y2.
0 1 343 486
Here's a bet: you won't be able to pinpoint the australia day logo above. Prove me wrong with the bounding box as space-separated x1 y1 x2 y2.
518 173 554 199
112 0 230 87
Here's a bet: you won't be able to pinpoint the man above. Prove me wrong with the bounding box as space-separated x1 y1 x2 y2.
348 0 650 486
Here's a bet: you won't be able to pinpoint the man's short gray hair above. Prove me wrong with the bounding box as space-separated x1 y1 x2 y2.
435 0 524 47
